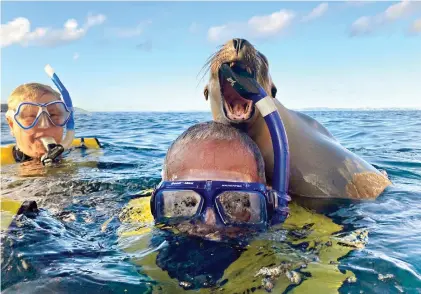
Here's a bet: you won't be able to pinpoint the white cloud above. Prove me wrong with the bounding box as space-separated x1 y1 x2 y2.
350 16 373 35
0 17 30 47
248 10 295 36
0 14 106 48
383 0 416 21
302 3 329 22
409 18 421 33
350 0 421 36
107 20 152 38
73 52 80 60
208 25 231 43
207 9 295 43
85 13 106 28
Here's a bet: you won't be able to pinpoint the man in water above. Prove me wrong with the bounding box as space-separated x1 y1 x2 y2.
138 120 272 289
124 121 358 292
152 120 277 240
3 83 70 164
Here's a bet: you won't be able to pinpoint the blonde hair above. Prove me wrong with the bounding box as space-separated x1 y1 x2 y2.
8 83 61 111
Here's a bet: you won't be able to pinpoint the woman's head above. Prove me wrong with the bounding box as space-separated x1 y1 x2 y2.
6 83 66 159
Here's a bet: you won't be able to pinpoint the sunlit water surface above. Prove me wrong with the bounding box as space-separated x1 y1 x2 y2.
1 111 420 293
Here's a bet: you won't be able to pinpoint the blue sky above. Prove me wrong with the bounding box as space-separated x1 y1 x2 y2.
1 1 421 111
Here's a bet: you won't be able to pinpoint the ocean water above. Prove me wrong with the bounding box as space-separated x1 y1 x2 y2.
1 110 420 293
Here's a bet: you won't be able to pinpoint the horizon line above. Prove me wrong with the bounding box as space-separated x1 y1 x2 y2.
1 105 421 114
75 107 421 113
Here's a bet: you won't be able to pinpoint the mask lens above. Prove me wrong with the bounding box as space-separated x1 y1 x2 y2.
46 102 70 126
15 103 40 127
156 190 203 220
216 191 265 224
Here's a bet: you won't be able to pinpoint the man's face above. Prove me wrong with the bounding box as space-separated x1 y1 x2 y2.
163 139 264 240
7 93 64 159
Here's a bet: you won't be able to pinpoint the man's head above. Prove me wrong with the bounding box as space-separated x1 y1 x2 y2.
163 121 265 183
158 121 267 240
6 83 66 159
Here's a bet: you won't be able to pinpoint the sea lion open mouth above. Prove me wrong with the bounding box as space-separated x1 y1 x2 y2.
203 38 276 125
203 39 277 126
219 62 255 122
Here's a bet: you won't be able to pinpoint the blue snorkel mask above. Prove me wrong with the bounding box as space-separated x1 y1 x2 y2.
150 64 291 229
151 180 289 229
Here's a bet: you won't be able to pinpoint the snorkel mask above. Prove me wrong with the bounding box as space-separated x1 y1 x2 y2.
150 64 291 229
7 65 75 165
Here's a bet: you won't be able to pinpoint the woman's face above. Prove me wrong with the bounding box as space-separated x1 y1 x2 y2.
7 93 64 159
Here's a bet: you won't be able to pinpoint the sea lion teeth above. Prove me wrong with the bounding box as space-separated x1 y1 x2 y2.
224 100 233 113
233 103 244 114
229 103 234 112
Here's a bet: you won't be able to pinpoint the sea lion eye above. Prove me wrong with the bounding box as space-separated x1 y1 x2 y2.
204 86 209 101
271 85 277 98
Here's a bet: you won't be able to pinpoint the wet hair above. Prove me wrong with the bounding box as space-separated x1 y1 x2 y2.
163 121 266 182
7 83 61 111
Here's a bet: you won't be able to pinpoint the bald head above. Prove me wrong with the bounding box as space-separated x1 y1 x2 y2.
163 121 265 183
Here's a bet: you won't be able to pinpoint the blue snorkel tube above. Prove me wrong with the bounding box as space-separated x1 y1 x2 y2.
40 64 75 165
219 64 290 225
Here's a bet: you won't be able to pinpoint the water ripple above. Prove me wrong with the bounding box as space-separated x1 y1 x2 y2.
1 110 421 293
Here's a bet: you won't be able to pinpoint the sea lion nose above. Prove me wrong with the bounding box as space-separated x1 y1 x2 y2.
232 38 246 55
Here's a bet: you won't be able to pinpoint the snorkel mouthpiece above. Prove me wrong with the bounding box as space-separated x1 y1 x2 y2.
219 64 291 225
219 64 267 100
40 137 64 166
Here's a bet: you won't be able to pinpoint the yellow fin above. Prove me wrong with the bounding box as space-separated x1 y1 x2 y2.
0 197 23 230
0 144 16 165
70 137 101 149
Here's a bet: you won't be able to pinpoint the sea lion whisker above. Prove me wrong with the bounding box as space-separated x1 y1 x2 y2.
197 55 217 78
196 57 218 87
196 50 222 84
196 68 211 88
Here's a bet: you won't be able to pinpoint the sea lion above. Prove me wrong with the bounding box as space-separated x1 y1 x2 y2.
203 38 391 200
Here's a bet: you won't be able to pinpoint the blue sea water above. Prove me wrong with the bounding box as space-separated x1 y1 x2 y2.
1 110 420 293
